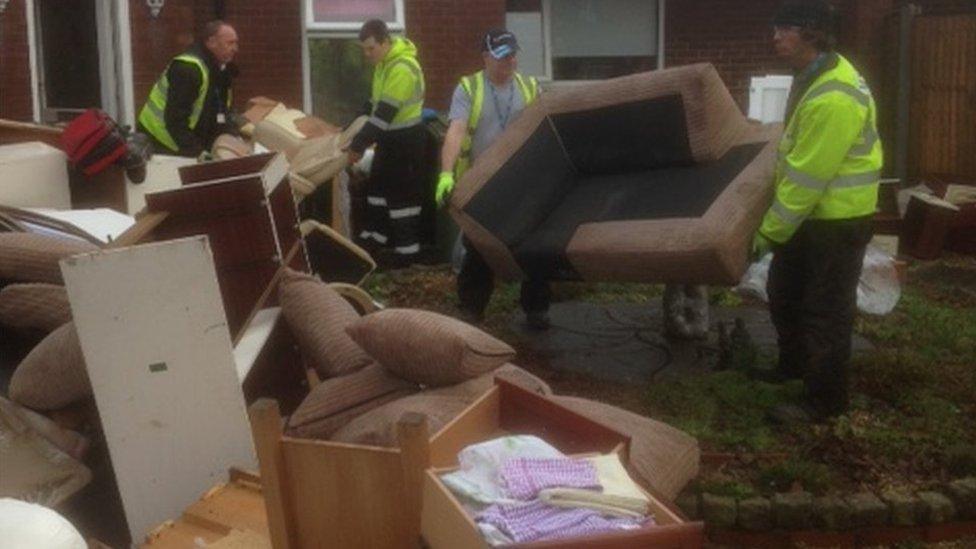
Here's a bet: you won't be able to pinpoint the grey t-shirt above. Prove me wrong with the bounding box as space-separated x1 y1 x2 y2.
448 77 527 162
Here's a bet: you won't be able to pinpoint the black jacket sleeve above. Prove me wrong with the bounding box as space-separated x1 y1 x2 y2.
349 101 398 154
164 61 205 157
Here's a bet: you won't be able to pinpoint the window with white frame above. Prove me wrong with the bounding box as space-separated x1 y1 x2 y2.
303 0 405 124
306 0 404 31
506 0 663 81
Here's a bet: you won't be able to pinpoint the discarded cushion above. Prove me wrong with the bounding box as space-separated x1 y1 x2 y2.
0 233 98 284
9 322 91 411
211 134 253 160
423 363 552 401
550 396 699 501
253 119 303 160
285 362 419 440
330 394 472 447
451 63 779 285
278 269 373 378
345 309 515 387
0 283 71 332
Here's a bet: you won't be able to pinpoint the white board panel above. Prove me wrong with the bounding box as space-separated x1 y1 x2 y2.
748 75 792 123
61 236 256 543
0 142 71 209
506 12 546 79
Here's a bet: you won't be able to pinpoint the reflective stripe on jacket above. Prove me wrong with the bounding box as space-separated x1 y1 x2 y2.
455 70 538 180
759 54 883 244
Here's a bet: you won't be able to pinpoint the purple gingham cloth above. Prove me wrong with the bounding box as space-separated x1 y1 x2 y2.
499 457 600 500
476 500 646 543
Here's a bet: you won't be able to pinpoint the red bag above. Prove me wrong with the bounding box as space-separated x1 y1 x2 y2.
60 109 128 177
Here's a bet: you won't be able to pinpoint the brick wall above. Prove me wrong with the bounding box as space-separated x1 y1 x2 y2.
129 0 197 112
664 0 789 111
129 0 303 113
1 0 35 120
216 0 303 108
405 0 506 111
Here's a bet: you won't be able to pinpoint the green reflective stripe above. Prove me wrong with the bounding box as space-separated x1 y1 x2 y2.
804 80 870 108
831 170 880 189
850 125 878 156
771 199 805 226
784 164 830 191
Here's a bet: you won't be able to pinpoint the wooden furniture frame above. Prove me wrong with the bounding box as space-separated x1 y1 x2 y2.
248 380 701 549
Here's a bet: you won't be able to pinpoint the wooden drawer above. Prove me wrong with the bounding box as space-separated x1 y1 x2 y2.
421 381 704 548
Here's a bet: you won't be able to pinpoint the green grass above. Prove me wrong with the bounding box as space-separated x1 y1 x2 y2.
757 459 834 495
645 370 802 452
364 256 976 496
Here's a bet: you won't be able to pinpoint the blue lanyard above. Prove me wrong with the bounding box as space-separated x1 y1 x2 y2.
488 81 515 129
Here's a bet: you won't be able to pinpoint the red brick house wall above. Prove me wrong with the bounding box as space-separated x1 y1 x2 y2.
129 0 196 114
664 0 788 110
406 0 506 112
212 0 304 109
1 0 35 120
129 0 303 113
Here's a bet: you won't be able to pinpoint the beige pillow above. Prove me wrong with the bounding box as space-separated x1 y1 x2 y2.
0 233 98 284
9 322 91 410
551 396 701 501
0 283 72 332
285 362 419 440
345 309 516 387
212 134 253 159
330 394 472 447
253 119 303 160
278 269 373 378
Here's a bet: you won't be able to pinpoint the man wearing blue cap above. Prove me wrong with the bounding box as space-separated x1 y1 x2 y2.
755 1 883 422
437 30 550 329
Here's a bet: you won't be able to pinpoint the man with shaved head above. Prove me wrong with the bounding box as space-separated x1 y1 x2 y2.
138 20 240 157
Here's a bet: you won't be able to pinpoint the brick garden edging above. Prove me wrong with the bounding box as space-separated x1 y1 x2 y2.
676 477 976 547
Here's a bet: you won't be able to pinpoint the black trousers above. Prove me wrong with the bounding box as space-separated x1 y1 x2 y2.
361 126 427 257
458 238 551 317
767 216 873 415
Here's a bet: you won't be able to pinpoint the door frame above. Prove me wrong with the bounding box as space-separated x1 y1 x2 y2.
26 0 135 124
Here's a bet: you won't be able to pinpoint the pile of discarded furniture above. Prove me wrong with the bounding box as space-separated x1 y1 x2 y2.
1 105 702 547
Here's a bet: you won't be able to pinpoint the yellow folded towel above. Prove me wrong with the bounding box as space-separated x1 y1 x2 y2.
538 488 649 518
538 454 651 518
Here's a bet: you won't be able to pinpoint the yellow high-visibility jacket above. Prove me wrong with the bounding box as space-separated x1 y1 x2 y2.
455 70 538 180
759 53 883 244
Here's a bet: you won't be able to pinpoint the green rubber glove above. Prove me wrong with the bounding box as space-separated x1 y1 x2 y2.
751 232 774 261
436 171 455 207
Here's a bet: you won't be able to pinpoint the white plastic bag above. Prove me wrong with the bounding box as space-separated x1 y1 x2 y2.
734 246 901 315
0 498 86 549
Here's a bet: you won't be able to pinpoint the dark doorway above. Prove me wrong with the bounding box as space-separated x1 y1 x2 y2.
36 0 102 122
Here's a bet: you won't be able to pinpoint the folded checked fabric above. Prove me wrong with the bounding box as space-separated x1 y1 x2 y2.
500 457 600 500
441 435 565 505
476 500 646 544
